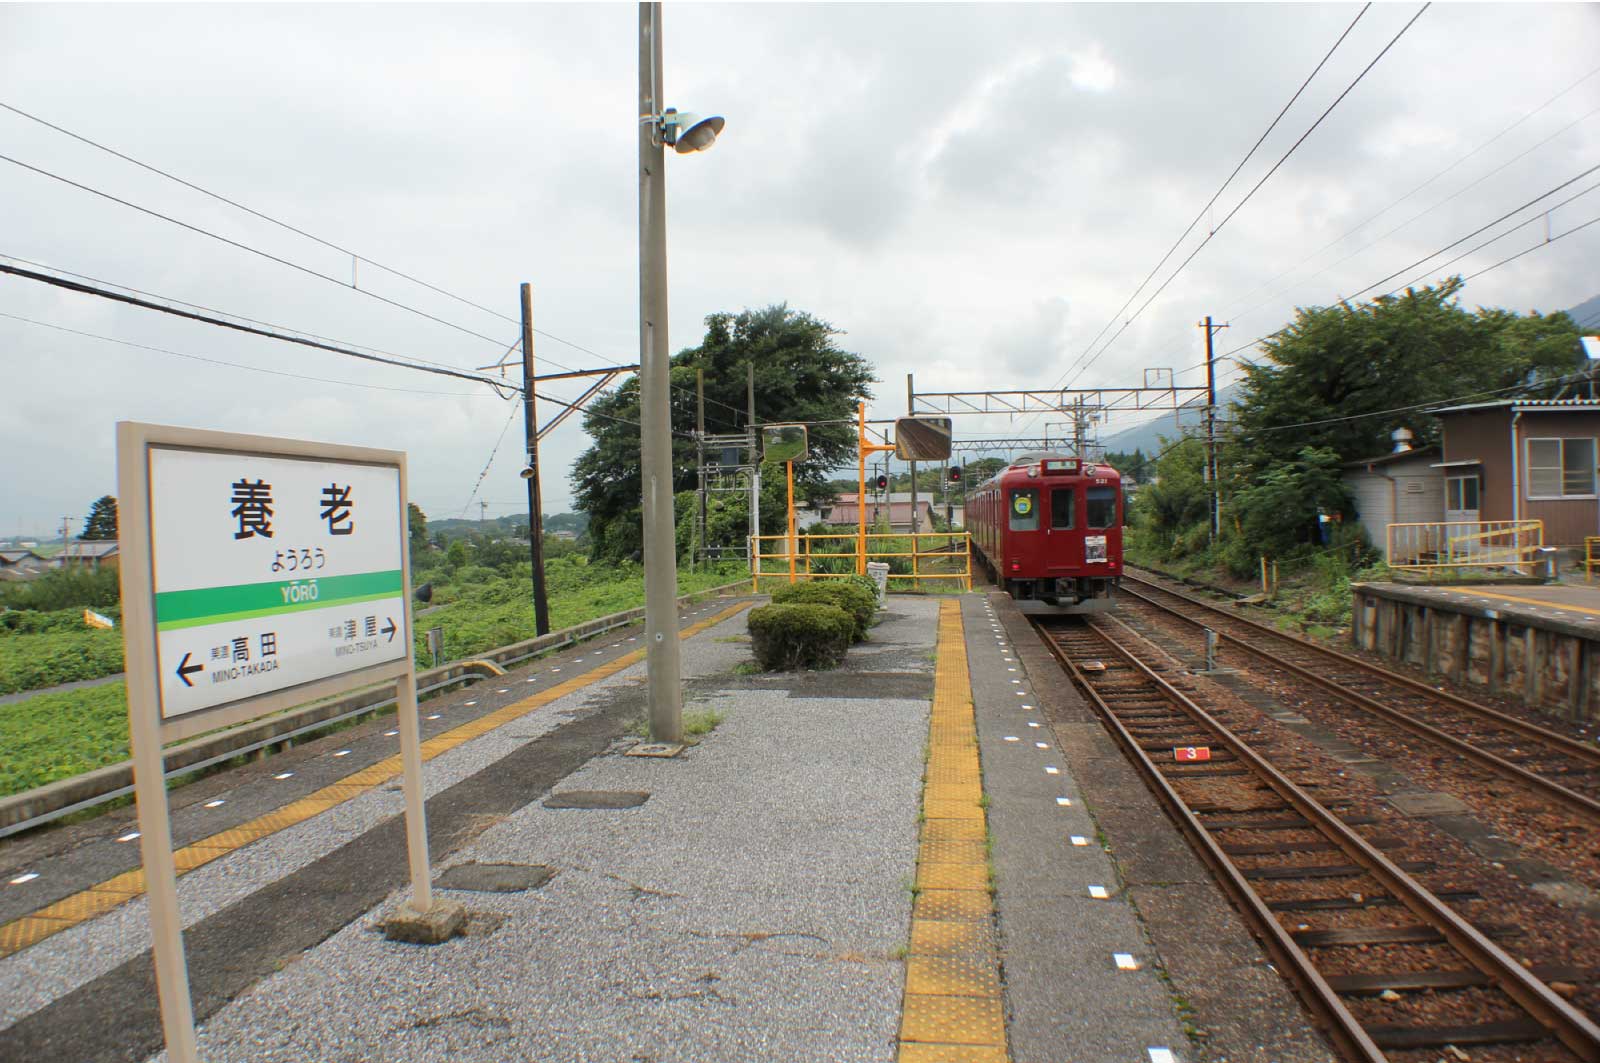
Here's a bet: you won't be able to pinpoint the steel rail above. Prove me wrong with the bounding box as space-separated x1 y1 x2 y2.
1120 578 1600 822
1039 620 1383 1063
1123 569 1600 767
1043 614 1600 1062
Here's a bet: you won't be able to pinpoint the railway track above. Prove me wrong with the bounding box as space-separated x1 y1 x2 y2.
1036 614 1600 1062
1119 570 1600 824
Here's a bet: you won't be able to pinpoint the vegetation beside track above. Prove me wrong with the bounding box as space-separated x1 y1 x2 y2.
0 546 745 800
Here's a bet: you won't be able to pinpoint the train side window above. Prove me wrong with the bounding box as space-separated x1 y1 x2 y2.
1050 488 1075 530
1009 489 1039 531
1086 486 1117 528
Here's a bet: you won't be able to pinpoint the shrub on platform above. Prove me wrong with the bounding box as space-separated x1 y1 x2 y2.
747 603 853 670
769 581 876 642
842 573 881 603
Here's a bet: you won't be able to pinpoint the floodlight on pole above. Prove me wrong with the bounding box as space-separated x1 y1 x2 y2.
658 108 726 153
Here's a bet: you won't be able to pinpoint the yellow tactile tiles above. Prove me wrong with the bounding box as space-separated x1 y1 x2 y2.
897 598 1009 1063
0 601 753 961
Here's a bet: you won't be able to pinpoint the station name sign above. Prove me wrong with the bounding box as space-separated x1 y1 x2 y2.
144 444 407 721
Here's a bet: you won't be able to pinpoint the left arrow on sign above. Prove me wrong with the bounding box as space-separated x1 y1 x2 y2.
177 652 204 687
381 618 397 643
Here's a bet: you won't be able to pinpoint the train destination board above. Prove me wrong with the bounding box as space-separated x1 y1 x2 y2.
147 447 407 720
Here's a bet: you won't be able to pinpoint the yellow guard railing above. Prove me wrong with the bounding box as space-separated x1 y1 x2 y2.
1386 520 1543 572
750 531 971 591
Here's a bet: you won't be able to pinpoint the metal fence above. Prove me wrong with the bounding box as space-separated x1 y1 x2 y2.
1386 520 1543 572
749 531 972 591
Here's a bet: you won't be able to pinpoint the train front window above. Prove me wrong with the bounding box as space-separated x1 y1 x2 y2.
1008 489 1039 531
1086 486 1117 528
1050 488 1075 530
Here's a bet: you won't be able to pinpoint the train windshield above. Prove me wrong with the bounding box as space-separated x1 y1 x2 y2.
1050 488 1074 529
1008 489 1039 531
1086 486 1117 528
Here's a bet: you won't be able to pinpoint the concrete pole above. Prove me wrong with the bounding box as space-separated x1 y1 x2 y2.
520 283 550 635
748 363 759 568
638 1 682 743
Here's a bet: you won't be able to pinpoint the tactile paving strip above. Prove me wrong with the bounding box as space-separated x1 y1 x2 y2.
0 601 753 961
897 598 1009 1062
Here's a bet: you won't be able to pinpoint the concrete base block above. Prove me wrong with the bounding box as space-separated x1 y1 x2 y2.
382 898 467 945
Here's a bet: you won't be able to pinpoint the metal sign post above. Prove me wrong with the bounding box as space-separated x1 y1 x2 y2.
115 422 445 1063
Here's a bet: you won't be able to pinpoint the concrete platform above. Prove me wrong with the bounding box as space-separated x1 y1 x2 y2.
0 588 1334 1063
1352 581 1600 723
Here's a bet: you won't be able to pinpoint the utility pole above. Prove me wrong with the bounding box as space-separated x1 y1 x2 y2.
906 372 918 550
695 368 707 572
747 363 759 566
1200 315 1228 544
520 283 550 636
479 500 489 526
60 516 72 547
638 0 682 744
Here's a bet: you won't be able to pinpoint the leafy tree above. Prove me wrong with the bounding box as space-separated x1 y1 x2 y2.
1231 278 1581 472
1228 446 1349 560
445 539 467 571
572 305 875 561
1129 437 1209 554
81 496 118 541
407 503 429 555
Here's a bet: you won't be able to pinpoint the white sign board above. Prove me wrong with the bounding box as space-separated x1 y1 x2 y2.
148 448 406 720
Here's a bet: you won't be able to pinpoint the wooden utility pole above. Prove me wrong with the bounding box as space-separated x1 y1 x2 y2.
520 283 551 636
696 367 707 571
1200 315 1228 544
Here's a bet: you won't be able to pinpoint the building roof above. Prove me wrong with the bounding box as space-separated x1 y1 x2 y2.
1340 445 1440 471
0 549 46 564
59 541 120 559
1431 398 1600 415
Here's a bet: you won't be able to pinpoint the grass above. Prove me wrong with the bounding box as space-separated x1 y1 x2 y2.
0 682 130 794
0 557 746 801
683 708 725 738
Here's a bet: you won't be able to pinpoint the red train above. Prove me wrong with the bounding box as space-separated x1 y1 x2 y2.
965 453 1123 611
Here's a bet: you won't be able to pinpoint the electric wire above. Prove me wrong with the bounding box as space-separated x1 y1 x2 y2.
0 100 754 424
0 311 493 397
1042 3 1374 396
1346 162 1600 300
0 150 530 359
0 251 481 374
1056 3 1432 398
0 261 507 388
460 401 523 518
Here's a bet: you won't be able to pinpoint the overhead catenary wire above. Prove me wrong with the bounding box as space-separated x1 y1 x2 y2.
1055 3 1433 398
1036 3 1375 403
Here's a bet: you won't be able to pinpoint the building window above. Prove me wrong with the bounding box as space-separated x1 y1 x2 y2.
1447 475 1479 512
1526 437 1596 498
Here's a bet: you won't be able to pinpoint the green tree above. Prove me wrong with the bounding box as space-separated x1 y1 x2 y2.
573 305 876 561
407 502 429 555
445 539 467 571
1129 437 1209 554
81 496 118 541
1231 278 1581 472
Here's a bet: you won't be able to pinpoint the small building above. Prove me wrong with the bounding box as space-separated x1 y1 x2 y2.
1432 399 1600 546
822 492 939 533
1341 446 1444 551
58 541 120 569
0 548 51 580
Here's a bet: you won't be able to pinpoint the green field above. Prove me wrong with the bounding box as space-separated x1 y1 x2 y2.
0 555 745 800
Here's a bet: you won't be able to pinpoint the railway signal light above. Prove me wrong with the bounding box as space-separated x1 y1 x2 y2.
948 466 962 484
874 474 888 491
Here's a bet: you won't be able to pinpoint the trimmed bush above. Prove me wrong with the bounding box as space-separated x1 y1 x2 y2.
769 581 877 642
841 573 881 603
748 603 853 671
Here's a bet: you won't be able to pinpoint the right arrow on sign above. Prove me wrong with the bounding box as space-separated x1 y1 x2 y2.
176 652 204 687
381 618 397 643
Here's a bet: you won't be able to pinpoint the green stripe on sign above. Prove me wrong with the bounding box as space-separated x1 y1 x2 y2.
155 570 404 631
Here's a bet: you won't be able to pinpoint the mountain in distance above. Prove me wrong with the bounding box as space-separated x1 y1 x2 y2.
1098 382 1241 459
1567 293 1600 333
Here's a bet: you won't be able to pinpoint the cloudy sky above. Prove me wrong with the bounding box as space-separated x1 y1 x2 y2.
3 2 1597 539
